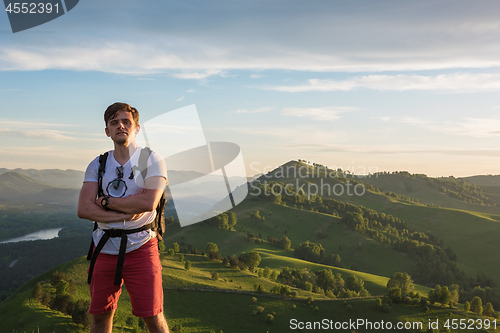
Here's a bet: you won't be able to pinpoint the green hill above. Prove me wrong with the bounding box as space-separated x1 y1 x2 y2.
461 175 500 187
0 250 498 333
4 161 500 332
165 196 416 282
2 252 498 333
358 172 500 215
0 171 52 198
247 161 500 289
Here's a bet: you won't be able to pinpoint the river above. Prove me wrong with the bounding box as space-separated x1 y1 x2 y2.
0 228 63 244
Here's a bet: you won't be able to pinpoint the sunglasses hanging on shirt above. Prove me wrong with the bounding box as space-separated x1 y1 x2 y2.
106 166 128 197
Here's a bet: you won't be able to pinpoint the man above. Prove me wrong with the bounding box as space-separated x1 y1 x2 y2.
78 102 169 333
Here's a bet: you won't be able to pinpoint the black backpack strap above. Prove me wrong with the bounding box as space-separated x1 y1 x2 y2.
87 222 155 285
131 147 152 182
97 152 108 198
133 147 167 241
87 152 109 261
86 222 98 261
87 230 110 284
155 192 166 240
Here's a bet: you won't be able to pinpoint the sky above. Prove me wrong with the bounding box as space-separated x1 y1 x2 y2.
1 0 500 177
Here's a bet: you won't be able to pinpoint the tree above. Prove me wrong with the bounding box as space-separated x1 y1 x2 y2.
345 275 365 293
279 284 291 297
484 302 495 317
50 271 66 288
158 240 166 252
471 296 483 314
439 286 452 307
51 294 73 314
56 280 70 296
205 242 221 260
229 255 239 268
387 272 413 297
341 212 365 230
263 266 271 278
265 313 275 323
32 282 42 302
449 284 459 306
171 242 180 254
227 211 237 229
72 300 91 328
279 236 292 250
184 261 191 270
239 251 262 270
463 301 470 312
428 285 441 305
315 269 336 291
387 287 402 302
294 241 325 263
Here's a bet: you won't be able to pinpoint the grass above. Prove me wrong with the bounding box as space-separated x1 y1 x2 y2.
333 188 500 287
360 173 500 215
165 290 500 333
380 204 500 285
2 251 497 333
165 196 415 283
5 168 500 332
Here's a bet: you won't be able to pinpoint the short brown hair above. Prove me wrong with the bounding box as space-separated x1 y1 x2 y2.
104 102 139 126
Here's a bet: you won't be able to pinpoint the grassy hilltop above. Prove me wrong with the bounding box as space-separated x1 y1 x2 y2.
2 161 500 332
2 252 497 333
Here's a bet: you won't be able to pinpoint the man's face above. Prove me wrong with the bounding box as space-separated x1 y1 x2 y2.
105 110 140 145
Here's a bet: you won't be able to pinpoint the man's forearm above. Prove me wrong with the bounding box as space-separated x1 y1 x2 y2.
98 177 166 214
78 200 132 223
103 191 155 214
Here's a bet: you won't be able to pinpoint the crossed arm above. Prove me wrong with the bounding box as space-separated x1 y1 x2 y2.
77 176 167 223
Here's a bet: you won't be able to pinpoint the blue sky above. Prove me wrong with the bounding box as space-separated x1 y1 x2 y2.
1 0 500 177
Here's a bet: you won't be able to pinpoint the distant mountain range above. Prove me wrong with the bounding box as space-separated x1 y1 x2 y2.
0 168 84 189
459 174 500 186
1 164 498 211
0 171 80 206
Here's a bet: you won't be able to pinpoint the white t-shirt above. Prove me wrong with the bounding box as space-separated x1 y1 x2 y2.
83 147 167 255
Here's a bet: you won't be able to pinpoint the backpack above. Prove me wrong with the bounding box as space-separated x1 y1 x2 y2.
86 147 166 285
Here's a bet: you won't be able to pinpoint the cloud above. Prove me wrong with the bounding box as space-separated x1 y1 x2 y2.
0 120 107 142
2 2 500 75
186 89 196 93
0 128 76 140
172 70 224 80
211 125 347 145
379 116 500 138
281 106 358 121
281 143 500 157
0 120 78 128
176 96 185 102
233 107 273 114
265 73 500 93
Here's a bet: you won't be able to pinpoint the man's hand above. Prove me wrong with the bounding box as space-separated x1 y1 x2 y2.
78 182 133 223
100 176 166 214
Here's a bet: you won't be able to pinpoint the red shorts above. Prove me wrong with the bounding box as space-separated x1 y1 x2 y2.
88 238 163 317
